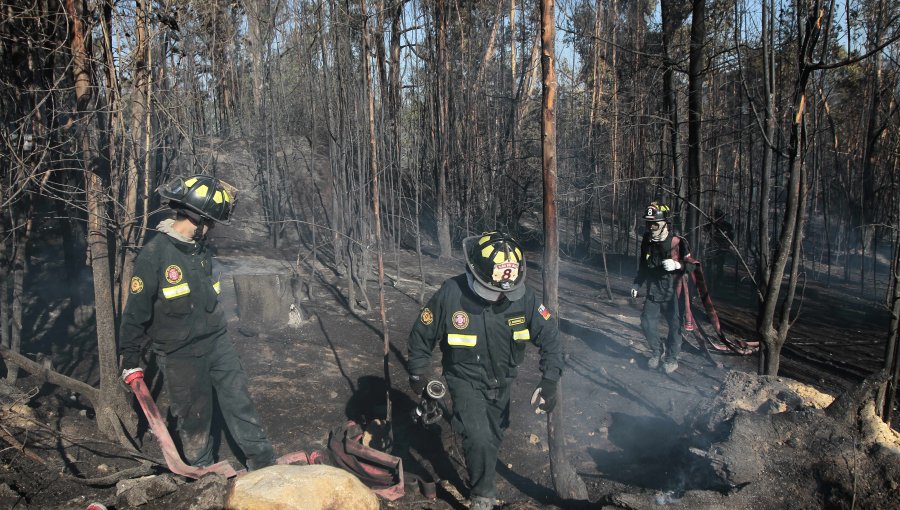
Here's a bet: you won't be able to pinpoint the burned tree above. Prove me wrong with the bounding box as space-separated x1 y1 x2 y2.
541 0 588 501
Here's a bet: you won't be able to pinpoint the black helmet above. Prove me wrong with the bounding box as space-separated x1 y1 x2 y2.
463 232 526 301
643 202 671 222
158 175 237 224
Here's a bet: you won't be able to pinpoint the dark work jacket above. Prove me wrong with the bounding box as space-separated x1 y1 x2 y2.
406 274 563 391
632 231 696 302
119 229 225 366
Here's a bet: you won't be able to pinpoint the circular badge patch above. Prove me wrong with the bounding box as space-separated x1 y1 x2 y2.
421 307 434 325
451 311 469 330
130 276 144 294
165 265 183 284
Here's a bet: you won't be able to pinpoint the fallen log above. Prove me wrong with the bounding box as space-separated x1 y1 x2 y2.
0 425 46 465
0 346 99 408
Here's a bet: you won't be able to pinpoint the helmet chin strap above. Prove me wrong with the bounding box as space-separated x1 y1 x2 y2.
190 218 208 242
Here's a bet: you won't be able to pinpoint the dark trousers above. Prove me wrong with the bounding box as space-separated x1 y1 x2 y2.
640 294 682 362
447 377 511 500
158 333 274 470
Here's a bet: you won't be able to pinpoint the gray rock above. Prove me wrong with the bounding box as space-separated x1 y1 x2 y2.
115 474 182 507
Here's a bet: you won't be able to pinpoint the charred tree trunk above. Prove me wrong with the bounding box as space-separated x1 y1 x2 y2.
756 0 775 339
758 2 828 376
0 177 31 383
540 0 587 501
581 0 601 257
434 0 452 258
0 210 7 370
6 200 32 384
117 0 150 314
686 0 706 242
661 0 683 199
66 0 136 445
880 199 900 424
359 0 393 430
860 0 887 288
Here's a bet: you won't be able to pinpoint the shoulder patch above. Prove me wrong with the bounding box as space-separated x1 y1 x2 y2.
538 304 551 320
451 311 470 330
165 265 183 284
420 307 434 325
130 276 144 294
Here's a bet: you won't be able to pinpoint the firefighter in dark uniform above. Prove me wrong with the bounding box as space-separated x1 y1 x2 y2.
407 232 564 510
119 175 275 471
630 202 696 374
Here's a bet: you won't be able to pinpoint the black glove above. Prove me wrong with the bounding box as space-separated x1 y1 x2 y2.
530 378 558 414
121 351 141 369
409 374 427 396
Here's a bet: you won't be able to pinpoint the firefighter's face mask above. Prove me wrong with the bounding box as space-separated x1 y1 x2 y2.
648 221 668 242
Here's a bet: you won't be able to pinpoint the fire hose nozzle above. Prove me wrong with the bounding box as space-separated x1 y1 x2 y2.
425 380 446 400
412 380 446 426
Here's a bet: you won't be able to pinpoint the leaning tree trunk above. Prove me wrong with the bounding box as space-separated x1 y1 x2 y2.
66 0 137 446
540 0 587 500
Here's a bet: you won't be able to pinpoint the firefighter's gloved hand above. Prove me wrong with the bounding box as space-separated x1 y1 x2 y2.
409 374 427 397
121 367 144 386
530 378 558 414
662 259 682 272
630 288 639 298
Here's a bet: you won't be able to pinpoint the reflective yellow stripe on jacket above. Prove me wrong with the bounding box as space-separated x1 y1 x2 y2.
513 329 531 341
213 281 221 294
162 283 191 299
447 334 477 347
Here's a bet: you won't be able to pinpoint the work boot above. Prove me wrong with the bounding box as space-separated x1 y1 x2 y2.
647 354 661 370
663 360 678 374
469 496 495 510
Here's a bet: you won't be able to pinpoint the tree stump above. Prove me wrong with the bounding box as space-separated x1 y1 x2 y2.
233 274 307 335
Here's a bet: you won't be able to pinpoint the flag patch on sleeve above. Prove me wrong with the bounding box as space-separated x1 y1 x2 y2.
538 304 551 320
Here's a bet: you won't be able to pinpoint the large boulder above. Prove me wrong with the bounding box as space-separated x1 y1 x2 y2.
226 464 378 510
